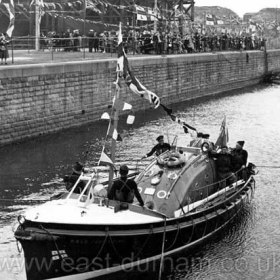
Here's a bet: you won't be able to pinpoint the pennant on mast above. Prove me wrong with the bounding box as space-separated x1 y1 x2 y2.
215 116 229 148
98 148 116 169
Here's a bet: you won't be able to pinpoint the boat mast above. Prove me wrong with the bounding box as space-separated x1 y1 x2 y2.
108 22 123 187
108 86 120 187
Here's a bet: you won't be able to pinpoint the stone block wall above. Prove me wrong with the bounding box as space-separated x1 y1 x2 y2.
0 50 279 146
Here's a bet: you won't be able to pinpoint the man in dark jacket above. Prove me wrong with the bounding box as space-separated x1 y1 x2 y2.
209 146 237 188
142 135 171 159
231 141 248 179
107 165 144 206
64 161 85 193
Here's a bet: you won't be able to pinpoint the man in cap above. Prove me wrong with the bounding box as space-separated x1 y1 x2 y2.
231 141 248 179
208 146 237 188
142 135 171 159
107 165 144 206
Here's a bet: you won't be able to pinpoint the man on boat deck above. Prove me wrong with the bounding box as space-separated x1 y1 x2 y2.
208 146 237 188
142 135 171 159
231 141 248 179
107 165 144 206
64 162 85 193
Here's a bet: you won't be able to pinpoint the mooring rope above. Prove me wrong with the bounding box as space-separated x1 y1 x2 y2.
256 165 280 169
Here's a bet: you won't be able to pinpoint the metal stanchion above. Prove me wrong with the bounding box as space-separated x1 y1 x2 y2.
28 35 30 53
83 37 86 59
11 37 14 64
51 40 54 61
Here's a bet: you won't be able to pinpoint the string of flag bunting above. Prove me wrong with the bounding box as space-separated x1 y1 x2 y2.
97 22 210 168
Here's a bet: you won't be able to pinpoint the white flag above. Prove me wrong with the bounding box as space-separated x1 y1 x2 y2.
127 115 135 125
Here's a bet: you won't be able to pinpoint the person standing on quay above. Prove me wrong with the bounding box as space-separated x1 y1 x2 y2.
0 33 9 65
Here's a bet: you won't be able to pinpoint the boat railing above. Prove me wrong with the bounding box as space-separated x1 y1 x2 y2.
174 178 247 217
174 167 248 217
191 167 245 199
65 172 97 203
64 170 142 207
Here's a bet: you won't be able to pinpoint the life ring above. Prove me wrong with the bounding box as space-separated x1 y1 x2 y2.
167 152 185 167
157 153 170 165
157 190 167 199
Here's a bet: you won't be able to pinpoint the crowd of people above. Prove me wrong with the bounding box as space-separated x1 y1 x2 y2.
42 28 266 54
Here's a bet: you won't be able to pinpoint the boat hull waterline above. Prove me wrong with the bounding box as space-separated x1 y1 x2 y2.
15 177 255 280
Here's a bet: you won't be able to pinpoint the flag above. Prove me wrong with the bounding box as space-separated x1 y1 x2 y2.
98 149 116 169
170 114 197 137
2 0 15 37
148 7 158 21
249 20 257 32
215 116 229 148
160 104 198 137
216 16 224 25
256 22 264 31
101 112 110 120
108 99 132 111
124 66 160 108
116 22 128 82
127 114 135 124
135 5 147 21
112 129 122 141
160 104 173 115
123 102 132 111
206 14 215 26
161 103 210 138
112 129 118 140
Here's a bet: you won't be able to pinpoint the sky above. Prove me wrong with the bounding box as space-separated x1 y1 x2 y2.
197 0 280 17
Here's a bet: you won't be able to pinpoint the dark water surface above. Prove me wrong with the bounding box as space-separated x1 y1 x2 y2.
0 84 280 280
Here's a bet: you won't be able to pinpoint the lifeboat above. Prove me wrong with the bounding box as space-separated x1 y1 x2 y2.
14 138 256 280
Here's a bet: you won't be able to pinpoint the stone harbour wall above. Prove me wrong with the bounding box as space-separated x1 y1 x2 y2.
0 50 280 146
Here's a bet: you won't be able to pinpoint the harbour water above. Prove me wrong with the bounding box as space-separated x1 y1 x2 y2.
0 84 280 280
